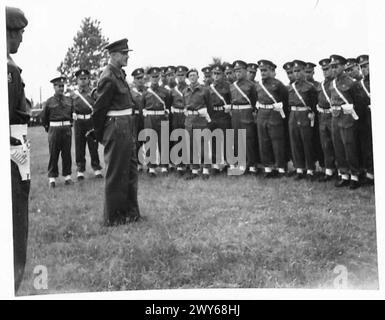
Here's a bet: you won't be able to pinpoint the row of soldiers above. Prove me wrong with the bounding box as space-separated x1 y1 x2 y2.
40 48 373 191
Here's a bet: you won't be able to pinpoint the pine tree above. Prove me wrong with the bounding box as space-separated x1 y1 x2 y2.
57 17 109 87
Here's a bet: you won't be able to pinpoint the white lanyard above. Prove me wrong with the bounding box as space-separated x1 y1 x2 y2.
210 83 227 106
75 90 93 112
332 79 349 105
174 87 183 98
291 82 307 107
233 81 251 105
147 87 166 110
360 80 371 98
258 81 277 104
321 81 331 105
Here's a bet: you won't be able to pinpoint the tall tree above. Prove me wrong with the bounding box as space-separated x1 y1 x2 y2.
57 17 109 87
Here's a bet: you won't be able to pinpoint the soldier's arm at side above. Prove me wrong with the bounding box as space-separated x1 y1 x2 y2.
309 85 318 113
278 81 289 114
93 78 115 142
250 82 257 110
40 101 50 132
204 87 213 116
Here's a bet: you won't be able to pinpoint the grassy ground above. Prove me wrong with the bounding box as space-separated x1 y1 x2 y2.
18 126 378 295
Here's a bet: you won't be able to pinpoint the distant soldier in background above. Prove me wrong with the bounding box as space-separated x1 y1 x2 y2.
41 76 74 187
256 60 289 178
230 60 258 174
92 38 141 225
288 60 317 180
142 67 172 176
183 68 213 180
72 69 102 181
208 64 232 174
316 58 336 182
169 65 189 174
130 68 146 171
7 5 30 293
224 63 236 84
201 66 213 86
345 58 363 81
329 54 366 189
356 54 374 185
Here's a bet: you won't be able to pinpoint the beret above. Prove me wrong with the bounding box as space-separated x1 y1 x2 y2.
104 38 133 53
6 7 28 30
186 68 199 77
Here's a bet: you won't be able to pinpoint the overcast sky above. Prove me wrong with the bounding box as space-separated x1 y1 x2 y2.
4 0 369 102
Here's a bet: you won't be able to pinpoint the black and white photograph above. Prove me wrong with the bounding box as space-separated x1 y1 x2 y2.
1 0 384 299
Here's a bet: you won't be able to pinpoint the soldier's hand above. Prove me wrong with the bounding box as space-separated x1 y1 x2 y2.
85 129 97 142
72 113 78 120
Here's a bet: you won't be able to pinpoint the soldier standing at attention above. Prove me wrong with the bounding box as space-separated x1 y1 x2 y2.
208 64 232 174
169 65 189 175
201 66 213 87
256 60 289 178
142 67 172 177
247 63 258 83
329 54 366 189
345 58 363 81
288 60 318 180
41 76 74 187
356 54 374 185
230 60 258 174
93 38 141 225
130 68 146 171
160 66 168 88
315 58 336 182
7 6 30 293
72 69 103 181
224 63 236 84
183 68 213 180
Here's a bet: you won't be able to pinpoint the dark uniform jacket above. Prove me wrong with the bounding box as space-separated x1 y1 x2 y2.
8 56 29 126
230 79 257 109
256 77 289 115
170 82 187 110
73 88 94 115
41 94 73 131
130 83 145 113
316 79 333 109
93 64 136 141
183 83 212 112
288 79 318 113
142 84 172 111
357 76 370 106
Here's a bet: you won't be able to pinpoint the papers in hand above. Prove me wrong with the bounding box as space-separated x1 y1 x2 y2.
10 124 30 181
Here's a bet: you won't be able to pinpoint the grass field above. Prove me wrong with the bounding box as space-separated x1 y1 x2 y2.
17 126 378 295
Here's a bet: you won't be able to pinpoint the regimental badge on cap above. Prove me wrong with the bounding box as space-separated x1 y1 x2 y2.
176 65 188 74
345 58 358 70
212 64 225 73
319 58 331 68
50 76 66 84
104 38 133 53
131 68 145 77
75 69 90 78
258 60 276 70
201 66 212 74
329 55 347 66
232 60 248 70
283 62 294 71
147 67 161 76
247 63 259 72
165 66 176 75
292 60 307 68
305 62 317 71
224 63 233 71
357 54 369 66
160 67 168 75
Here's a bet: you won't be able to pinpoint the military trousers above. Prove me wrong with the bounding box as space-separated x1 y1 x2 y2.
210 110 231 166
185 115 211 170
318 112 335 170
47 125 72 177
288 110 315 171
11 161 30 293
102 115 140 226
74 118 102 172
256 109 286 170
357 107 373 175
313 114 325 168
143 114 169 168
170 112 186 168
331 111 360 177
231 108 258 169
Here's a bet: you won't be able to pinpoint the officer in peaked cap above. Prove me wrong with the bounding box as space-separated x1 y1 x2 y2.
287 60 318 180
328 54 367 189
315 58 336 182
165 66 177 90
7 5 30 293
41 76 74 187
142 67 172 177
93 38 141 226
255 59 289 178
201 66 213 87
130 68 146 171
160 66 168 88
283 61 296 85
247 63 259 83
345 58 363 81
229 60 258 175
224 63 236 83
355 54 373 185
304 62 318 84
72 68 103 181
